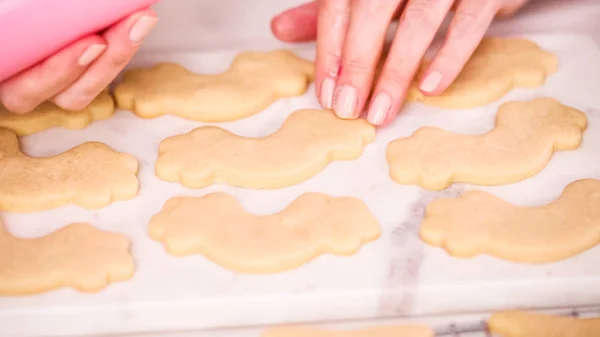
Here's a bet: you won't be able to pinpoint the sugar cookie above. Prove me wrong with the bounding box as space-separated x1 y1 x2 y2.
114 50 315 122
0 90 114 136
156 109 375 189
489 311 600 337
420 179 600 263
149 193 381 273
0 222 134 295
262 325 434 337
0 128 139 212
407 37 559 108
387 98 587 191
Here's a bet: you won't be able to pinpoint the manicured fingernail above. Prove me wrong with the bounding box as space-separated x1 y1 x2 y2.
368 93 391 125
420 71 443 93
78 44 106 66
333 85 357 119
320 78 335 109
129 16 158 43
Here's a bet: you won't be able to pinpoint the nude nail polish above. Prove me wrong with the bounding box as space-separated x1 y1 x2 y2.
129 16 158 43
420 71 443 93
320 78 335 109
333 85 357 119
78 44 106 66
368 93 391 125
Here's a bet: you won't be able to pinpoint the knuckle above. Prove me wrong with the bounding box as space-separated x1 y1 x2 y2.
107 52 133 69
404 2 440 31
452 1 496 37
379 66 411 89
451 15 484 42
320 0 350 19
434 51 466 76
361 0 394 14
342 56 373 76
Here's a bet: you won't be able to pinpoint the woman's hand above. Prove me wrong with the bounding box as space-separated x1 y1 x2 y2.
272 0 530 126
0 9 158 114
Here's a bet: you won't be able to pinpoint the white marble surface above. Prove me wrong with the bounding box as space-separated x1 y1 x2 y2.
0 33 599 337
102 306 600 337
2 0 600 335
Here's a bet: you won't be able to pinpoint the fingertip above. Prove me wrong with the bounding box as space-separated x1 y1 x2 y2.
418 70 445 95
104 8 158 44
271 1 318 42
366 92 392 126
0 97 31 115
380 110 399 127
52 93 95 112
270 15 295 42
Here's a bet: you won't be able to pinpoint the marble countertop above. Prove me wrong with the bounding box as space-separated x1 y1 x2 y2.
1 2 600 337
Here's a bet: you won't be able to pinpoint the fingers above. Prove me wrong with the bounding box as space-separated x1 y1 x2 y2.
330 0 400 119
418 0 498 96
368 0 454 125
496 0 531 17
315 0 351 110
53 9 158 111
271 1 318 42
0 35 106 114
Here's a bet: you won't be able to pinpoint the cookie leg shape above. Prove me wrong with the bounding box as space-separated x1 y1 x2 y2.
0 222 134 295
387 98 587 190
420 179 600 263
156 109 375 189
0 129 139 212
0 90 115 136
114 50 315 122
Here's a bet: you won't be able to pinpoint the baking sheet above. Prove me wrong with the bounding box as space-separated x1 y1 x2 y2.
1 34 600 337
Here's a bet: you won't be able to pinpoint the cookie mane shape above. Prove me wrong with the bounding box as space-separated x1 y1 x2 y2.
149 192 381 273
156 109 375 189
114 50 315 121
387 98 587 190
420 179 600 263
0 129 139 212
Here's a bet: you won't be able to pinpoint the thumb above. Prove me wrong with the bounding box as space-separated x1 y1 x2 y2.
271 1 318 43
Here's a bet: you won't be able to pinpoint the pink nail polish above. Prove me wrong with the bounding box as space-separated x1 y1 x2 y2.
420 71 443 93
368 93 391 125
78 44 106 66
320 78 335 109
129 16 158 43
333 85 357 119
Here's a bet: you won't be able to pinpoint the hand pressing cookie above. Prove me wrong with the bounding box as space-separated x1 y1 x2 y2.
387 98 587 191
0 222 134 295
0 90 115 136
114 50 315 122
156 109 375 189
407 38 558 109
489 311 600 337
262 325 434 337
149 193 381 273
420 179 600 263
0 129 139 212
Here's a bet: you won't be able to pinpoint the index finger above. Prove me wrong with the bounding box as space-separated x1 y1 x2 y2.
315 0 350 109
